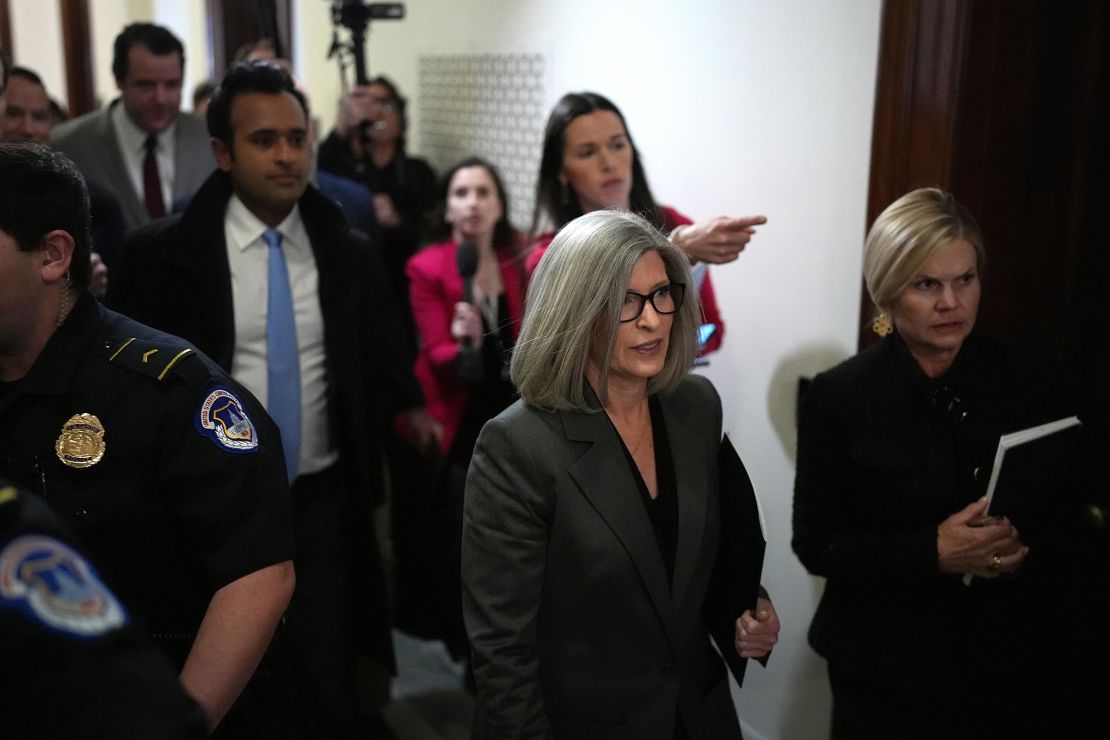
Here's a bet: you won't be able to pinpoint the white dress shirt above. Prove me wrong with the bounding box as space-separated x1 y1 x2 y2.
111 103 176 210
225 196 337 476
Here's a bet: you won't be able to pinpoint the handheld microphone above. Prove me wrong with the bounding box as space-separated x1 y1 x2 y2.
456 240 478 309
454 241 483 385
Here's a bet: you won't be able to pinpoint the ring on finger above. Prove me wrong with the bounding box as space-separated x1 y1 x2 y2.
990 554 1002 570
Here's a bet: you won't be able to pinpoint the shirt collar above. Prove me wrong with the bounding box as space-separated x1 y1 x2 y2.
225 194 306 254
111 100 178 154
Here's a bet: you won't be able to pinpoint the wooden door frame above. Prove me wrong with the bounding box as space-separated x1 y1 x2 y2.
859 0 970 348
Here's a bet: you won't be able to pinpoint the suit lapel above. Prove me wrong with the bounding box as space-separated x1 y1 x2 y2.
564 404 678 646
171 115 210 201
176 174 237 369
95 106 145 227
660 389 709 615
171 118 190 202
301 187 341 338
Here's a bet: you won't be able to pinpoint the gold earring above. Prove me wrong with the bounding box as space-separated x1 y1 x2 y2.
871 313 893 337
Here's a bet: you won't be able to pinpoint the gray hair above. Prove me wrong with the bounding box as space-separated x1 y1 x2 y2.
511 209 700 410
863 187 986 313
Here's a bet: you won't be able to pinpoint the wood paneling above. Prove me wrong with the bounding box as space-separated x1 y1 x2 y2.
59 0 95 116
207 0 291 78
866 0 969 227
0 0 12 66
860 0 970 347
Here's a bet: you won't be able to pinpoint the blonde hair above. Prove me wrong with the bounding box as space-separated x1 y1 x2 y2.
863 187 985 312
511 210 700 410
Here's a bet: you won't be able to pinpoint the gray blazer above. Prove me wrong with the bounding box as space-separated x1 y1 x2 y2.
51 102 215 232
462 373 742 740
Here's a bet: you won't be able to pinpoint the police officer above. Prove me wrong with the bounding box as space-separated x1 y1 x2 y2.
0 143 296 735
0 478 207 739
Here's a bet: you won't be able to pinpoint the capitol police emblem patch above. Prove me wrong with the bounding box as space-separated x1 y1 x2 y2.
0 535 128 638
196 386 259 453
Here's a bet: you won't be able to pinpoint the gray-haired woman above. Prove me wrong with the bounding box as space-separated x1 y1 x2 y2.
462 210 779 739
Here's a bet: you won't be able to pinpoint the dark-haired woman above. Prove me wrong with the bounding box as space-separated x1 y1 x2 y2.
408 157 528 456
401 157 528 654
526 91 767 354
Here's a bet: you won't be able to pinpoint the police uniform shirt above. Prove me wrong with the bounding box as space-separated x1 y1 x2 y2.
0 290 293 654
0 481 207 739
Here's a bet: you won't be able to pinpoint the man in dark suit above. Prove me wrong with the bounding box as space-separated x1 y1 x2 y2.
109 60 438 738
51 23 215 231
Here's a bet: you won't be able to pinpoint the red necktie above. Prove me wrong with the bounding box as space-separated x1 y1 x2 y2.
143 135 166 219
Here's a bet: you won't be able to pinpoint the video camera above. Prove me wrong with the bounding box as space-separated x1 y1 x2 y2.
328 0 405 86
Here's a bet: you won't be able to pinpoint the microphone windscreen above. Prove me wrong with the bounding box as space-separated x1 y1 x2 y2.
456 240 479 279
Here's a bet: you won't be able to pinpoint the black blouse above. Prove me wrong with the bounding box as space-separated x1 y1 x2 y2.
614 396 679 587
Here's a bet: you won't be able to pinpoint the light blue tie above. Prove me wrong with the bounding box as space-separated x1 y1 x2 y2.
264 228 300 481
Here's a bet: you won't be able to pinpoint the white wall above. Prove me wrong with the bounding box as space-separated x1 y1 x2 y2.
312 2 882 738
9 0 66 98
152 0 209 111
89 0 138 108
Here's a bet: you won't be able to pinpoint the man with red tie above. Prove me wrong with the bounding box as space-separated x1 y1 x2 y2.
51 22 214 231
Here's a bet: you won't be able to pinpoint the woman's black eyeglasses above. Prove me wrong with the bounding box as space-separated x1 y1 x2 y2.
619 283 685 322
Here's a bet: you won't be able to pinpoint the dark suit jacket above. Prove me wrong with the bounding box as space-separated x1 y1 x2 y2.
50 102 215 232
315 169 381 243
792 333 1064 714
462 374 741 740
107 169 423 664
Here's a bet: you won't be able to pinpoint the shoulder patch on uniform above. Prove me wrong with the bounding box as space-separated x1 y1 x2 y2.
0 534 128 638
195 385 260 454
107 336 195 381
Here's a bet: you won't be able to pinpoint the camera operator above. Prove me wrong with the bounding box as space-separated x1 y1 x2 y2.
317 76 436 350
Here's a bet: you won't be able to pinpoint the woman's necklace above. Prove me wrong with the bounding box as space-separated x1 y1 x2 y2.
613 403 651 457
626 420 650 457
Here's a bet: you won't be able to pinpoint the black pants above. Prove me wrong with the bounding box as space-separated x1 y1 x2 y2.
828 663 1050 740
286 465 361 739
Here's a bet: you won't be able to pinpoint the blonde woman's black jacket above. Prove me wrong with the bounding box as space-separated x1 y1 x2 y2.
792 332 1071 721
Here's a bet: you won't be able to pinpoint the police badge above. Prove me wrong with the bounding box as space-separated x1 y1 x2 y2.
55 413 107 469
